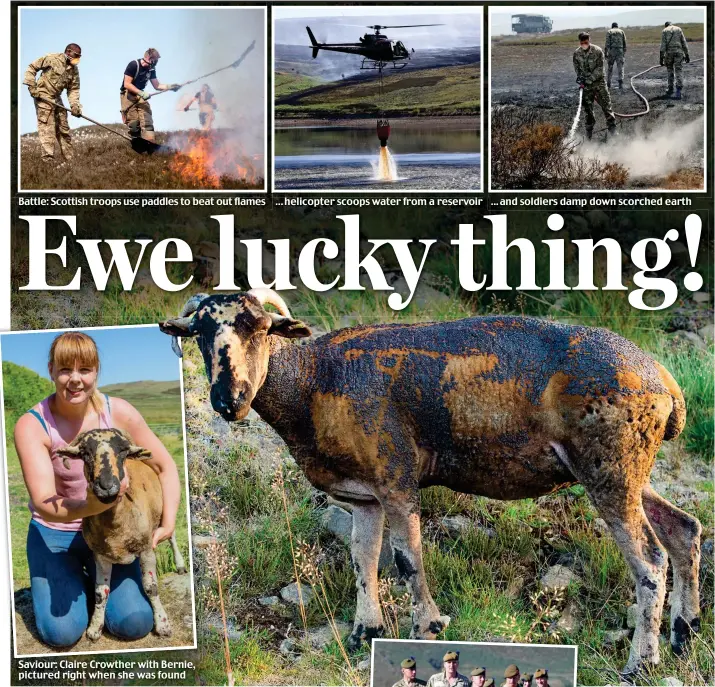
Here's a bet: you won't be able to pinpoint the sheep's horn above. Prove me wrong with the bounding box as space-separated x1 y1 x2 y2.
170 293 209 358
247 288 291 317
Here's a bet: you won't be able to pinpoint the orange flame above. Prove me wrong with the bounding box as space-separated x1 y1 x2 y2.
169 131 261 189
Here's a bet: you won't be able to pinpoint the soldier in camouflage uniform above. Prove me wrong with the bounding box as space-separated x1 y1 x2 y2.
660 22 690 99
23 43 83 163
426 651 470 687
573 32 617 140
502 665 521 687
533 669 549 687
392 657 427 687
605 22 627 90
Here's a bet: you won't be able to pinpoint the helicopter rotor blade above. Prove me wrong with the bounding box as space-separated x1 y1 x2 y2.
366 24 445 29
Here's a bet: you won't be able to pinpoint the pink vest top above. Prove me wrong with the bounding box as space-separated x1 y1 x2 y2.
28 395 113 532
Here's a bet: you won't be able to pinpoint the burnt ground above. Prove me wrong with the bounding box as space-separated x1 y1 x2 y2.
14 572 195 656
491 42 705 187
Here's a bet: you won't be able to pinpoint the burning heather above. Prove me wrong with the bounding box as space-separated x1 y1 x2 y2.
167 130 263 190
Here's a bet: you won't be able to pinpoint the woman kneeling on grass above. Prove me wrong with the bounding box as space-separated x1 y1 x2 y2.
14 331 181 648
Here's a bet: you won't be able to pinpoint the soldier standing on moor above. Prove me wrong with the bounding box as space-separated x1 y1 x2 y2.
392 658 427 687
605 22 627 90
23 43 83 163
660 21 690 99
120 48 180 142
426 651 471 687
573 31 617 140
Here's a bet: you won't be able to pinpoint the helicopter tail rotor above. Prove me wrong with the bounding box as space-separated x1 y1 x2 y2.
306 26 320 59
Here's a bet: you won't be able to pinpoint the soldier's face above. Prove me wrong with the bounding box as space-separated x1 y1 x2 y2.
580 40 590 50
403 668 417 682
506 677 520 687
536 679 547 687
445 661 458 677
473 676 485 687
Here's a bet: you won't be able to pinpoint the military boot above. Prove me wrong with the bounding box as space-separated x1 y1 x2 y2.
674 88 682 100
665 86 674 97
618 79 624 90
585 128 593 141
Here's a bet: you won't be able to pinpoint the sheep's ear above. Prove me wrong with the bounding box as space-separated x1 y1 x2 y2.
127 445 152 460
57 445 81 470
267 313 312 339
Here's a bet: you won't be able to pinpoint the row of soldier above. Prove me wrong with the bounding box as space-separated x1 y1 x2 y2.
573 22 691 140
392 651 552 687
23 45 219 163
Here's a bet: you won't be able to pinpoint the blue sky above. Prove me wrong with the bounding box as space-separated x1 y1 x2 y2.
0 326 180 386
19 6 265 134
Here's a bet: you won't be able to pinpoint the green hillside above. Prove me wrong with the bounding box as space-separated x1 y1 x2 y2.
1 362 54 438
494 22 703 46
101 380 182 425
275 72 324 98
275 63 480 118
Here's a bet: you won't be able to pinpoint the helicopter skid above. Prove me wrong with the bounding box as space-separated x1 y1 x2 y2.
359 58 409 71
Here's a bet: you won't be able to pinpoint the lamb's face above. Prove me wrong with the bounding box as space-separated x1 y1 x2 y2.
57 428 151 503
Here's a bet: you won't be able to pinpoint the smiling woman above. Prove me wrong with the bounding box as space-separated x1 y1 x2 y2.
12 331 182 649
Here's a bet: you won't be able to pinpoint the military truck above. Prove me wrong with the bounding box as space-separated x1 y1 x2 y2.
511 14 553 34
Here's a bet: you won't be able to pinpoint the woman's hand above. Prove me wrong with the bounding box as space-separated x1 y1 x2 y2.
152 521 175 549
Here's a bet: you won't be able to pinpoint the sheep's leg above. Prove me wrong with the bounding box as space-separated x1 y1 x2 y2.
642 485 702 655
382 496 449 640
139 548 172 636
87 554 112 641
169 532 187 575
346 500 385 651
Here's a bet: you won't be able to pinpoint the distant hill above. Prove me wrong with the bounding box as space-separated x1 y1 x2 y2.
275 63 480 118
101 380 182 425
1 362 55 436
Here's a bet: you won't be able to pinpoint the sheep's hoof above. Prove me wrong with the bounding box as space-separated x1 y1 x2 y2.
86 626 103 642
155 616 172 637
346 624 383 653
672 616 700 654
411 615 451 640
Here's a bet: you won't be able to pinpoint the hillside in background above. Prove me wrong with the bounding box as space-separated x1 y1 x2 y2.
1 362 54 436
101 380 182 425
275 63 480 118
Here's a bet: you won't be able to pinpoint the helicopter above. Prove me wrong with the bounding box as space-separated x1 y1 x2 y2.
306 24 442 72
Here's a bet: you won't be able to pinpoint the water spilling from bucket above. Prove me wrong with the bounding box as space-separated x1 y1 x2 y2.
376 146 398 181
567 89 583 142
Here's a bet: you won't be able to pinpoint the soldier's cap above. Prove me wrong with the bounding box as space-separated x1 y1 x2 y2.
484 680 495 687
578 32 590 42
664 22 671 27
64 43 82 57
471 667 486 677
521 674 532 682
612 22 618 28
504 665 520 678
443 651 460 662
401 658 417 669
534 669 548 679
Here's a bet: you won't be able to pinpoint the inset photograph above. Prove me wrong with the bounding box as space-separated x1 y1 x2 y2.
1 326 194 656
19 6 265 191
489 6 705 191
273 5 482 191
372 640 576 687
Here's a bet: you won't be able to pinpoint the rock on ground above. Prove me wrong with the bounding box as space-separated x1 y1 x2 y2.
555 600 582 634
603 628 631 647
307 621 353 649
280 581 315 606
540 565 582 591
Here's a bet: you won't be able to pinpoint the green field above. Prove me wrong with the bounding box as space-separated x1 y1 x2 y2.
2 368 189 590
275 72 324 98
275 64 480 118
494 22 704 46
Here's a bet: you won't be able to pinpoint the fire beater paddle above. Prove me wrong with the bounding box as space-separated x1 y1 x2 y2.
35 96 165 154
121 40 256 116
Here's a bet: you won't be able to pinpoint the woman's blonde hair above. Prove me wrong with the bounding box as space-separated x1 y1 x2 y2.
48 332 104 413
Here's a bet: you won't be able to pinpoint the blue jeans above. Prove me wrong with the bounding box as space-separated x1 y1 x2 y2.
27 519 154 647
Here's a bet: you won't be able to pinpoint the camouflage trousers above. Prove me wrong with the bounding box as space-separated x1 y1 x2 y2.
34 98 72 162
607 54 625 86
121 92 155 142
198 104 215 131
583 80 616 132
664 53 684 90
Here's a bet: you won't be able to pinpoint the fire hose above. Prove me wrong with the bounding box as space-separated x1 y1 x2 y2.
575 58 704 135
122 40 255 116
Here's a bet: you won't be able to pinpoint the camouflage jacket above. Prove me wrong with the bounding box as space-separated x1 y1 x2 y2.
605 28 627 56
392 679 427 687
23 52 80 106
573 44 605 85
426 672 471 687
660 25 689 57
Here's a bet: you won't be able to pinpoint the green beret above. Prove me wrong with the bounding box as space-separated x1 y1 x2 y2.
484 680 495 687
401 658 416 669
533 669 547 679
504 665 520 678
471 668 486 677
443 651 460 662
522 674 532 682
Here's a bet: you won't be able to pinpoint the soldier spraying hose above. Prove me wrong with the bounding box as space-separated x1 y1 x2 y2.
23 43 83 163
573 31 616 140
